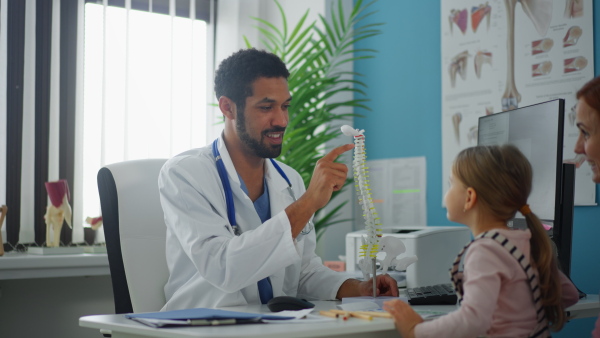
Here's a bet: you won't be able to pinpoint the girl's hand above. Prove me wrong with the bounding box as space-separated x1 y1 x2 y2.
383 299 423 338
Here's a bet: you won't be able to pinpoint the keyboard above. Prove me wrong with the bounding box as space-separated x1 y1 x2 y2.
406 283 458 305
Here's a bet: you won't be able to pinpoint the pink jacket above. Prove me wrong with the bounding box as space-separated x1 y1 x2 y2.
415 229 579 338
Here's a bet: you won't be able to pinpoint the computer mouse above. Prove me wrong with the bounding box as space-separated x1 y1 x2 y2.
267 296 315 312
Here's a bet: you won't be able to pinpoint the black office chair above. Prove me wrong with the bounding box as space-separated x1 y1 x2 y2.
97 159 169 315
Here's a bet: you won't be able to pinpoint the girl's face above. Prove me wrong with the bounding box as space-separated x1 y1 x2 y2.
574 98 600 183
444 172 468 224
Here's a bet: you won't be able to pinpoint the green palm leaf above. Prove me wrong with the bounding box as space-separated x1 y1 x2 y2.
244 0 382 240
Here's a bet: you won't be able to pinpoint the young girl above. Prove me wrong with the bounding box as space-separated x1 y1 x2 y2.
384 145 579 338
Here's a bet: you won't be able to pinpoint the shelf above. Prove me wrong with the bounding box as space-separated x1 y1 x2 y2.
0 252 109 280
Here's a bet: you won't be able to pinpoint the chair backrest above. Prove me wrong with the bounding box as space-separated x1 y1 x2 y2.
98 159 169 314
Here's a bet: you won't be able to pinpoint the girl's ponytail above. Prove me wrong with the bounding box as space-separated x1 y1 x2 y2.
524 210 566 330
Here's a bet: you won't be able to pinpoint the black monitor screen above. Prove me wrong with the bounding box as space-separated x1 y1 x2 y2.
478 99 563 221
477 99 574 276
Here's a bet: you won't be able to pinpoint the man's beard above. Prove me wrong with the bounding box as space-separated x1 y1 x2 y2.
236 110 284 158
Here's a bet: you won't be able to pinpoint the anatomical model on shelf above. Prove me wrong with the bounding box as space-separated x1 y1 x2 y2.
85 216 103 230
502 0 553 111
0 205 7 256
44 179 72 247
563 26 582 47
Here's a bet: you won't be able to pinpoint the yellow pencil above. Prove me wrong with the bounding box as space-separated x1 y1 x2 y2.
352 311 392 318
349 312 373 321
328 309 349 320
319 310 339 319
329 309 349 314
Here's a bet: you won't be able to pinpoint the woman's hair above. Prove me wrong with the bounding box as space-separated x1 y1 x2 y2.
452 144 567 330
577 75 600 114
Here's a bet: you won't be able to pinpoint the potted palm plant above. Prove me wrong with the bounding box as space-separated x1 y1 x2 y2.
244 0 382 240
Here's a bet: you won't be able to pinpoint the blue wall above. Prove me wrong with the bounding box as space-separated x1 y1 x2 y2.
354 0 600 335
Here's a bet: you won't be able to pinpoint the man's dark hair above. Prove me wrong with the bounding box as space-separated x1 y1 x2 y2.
214 48 290 112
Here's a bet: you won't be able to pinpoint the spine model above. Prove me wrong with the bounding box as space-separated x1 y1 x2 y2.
341 125 382 280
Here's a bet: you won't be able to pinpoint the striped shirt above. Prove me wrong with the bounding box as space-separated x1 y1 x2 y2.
414 228 579 338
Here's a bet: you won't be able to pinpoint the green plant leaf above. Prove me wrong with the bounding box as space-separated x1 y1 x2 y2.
242 0 383 242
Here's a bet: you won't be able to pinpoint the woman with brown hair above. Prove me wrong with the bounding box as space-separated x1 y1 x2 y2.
573 75 600 337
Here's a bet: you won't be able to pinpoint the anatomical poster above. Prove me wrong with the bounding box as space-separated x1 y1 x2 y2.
441 0 595 206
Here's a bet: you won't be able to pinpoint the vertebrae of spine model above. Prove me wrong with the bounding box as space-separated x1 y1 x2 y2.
341 125 382 260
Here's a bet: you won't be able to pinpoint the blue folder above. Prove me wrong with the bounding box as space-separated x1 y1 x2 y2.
126 308 294 328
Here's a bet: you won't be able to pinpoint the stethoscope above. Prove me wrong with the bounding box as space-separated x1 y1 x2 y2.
211 139 314 236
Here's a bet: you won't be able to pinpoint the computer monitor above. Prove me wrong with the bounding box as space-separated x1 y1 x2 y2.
477 99 575 276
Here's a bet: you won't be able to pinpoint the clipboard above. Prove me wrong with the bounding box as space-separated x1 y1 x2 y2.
125 308 294 328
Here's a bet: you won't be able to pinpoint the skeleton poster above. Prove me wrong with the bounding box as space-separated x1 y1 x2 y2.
441 0 595 206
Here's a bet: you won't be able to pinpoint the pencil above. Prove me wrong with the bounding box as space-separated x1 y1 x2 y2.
328 309 349 320
349 312 373 321
351 311 392 318
319 310 339 319
329 309 350 315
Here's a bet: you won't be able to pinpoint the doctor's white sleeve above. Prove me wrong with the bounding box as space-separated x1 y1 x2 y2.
289 173 351 301
158 157 299 293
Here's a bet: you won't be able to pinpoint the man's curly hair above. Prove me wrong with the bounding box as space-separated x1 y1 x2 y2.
214 48 290 113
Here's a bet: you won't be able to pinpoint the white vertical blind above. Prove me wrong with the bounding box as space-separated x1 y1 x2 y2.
19 0 37 244
79 1 210 242
0 0 9 240
73 0 86 243
1 0 63 247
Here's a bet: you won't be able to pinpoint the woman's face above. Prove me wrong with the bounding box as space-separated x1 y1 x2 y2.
574 98 600 183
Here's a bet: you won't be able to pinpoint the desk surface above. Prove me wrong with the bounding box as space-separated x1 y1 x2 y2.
0 252 109 280
80 296 600 338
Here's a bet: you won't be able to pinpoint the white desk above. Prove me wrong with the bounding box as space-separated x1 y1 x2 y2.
566 294 600 320
80 296 600 338
0 251 109 280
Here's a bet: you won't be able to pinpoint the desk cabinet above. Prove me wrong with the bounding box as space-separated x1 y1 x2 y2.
0 252 114 338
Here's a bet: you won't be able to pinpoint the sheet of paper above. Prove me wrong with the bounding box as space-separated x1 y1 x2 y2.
340 296 409 311
262 314 336 324
262 309 336 324
265 308 314 319
356 157 427 227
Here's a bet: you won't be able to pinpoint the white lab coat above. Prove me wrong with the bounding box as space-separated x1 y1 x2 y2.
158 135 349 310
